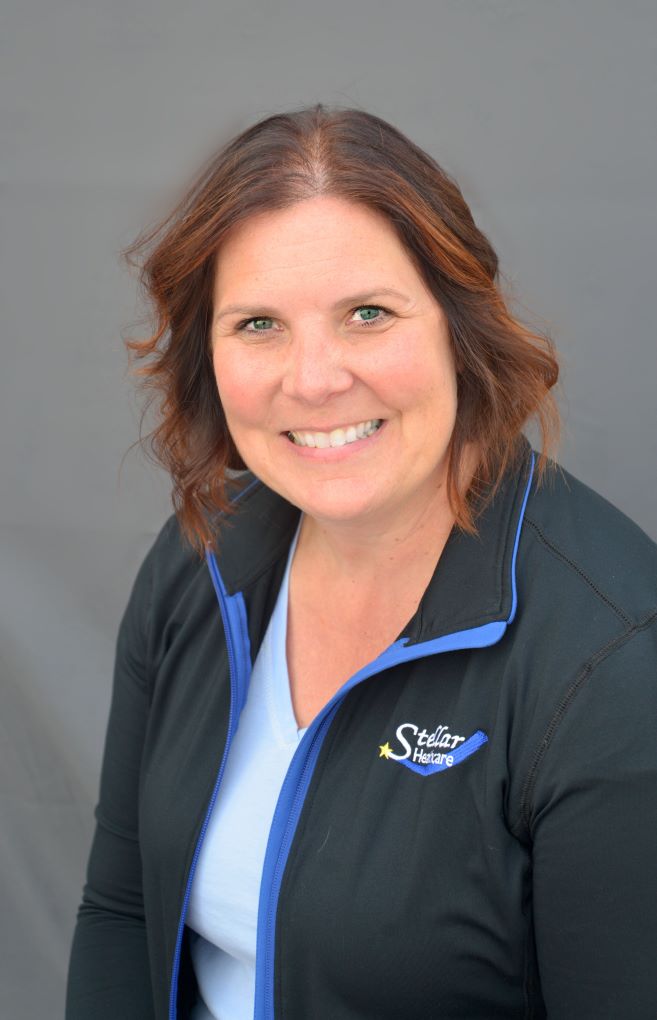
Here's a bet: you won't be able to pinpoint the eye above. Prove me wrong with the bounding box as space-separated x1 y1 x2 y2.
350 305 391 327
236 316 277 334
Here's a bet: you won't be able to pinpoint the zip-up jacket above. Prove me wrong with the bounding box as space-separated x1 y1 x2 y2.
66 440 657 1019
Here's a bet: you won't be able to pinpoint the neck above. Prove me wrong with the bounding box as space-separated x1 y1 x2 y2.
296 480 455 591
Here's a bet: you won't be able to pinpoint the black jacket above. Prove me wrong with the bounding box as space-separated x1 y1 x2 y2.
66 441 657 1019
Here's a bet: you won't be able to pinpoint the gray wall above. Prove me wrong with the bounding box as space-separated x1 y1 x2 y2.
2 2 655 1016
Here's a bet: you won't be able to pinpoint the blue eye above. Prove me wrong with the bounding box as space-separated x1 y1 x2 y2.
351 305 390 327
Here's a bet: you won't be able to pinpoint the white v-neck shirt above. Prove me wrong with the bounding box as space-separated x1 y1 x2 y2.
186 522 306 1019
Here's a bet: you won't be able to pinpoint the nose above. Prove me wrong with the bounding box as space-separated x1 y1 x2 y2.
280 329 354 404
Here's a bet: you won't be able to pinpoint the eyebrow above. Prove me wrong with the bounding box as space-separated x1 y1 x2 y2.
213 287 412 321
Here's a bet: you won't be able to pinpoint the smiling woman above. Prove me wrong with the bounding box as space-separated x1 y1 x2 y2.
66 104 657 1020
210 196 460 533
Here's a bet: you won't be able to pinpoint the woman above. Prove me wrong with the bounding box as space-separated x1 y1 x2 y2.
66 104 657 1019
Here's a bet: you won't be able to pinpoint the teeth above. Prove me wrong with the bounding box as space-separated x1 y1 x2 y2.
329 428 346 448
289 419 382 448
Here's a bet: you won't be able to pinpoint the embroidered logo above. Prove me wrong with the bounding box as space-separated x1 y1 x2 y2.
378 723 488 776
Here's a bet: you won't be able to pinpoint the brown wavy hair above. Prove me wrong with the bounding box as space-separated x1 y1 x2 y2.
122 102 560 557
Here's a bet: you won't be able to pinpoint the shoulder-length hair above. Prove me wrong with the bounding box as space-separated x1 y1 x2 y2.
123 102 559 557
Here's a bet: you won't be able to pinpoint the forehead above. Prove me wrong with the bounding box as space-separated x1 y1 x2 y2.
213 196 422 299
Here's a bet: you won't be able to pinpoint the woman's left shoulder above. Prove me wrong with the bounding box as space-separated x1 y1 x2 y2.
521 457 657 626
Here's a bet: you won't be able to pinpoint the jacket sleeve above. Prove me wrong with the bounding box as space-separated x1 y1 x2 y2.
528 616 657 1019
65 537 158 1020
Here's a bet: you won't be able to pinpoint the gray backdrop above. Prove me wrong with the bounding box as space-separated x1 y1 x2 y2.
2 1 656 1017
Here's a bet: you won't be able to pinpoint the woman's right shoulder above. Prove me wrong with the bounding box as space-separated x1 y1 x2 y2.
132 470 262 616
139 512 209 614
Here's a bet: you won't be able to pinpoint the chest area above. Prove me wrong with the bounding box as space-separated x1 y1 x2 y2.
286 584 423 729
275 657 534 1016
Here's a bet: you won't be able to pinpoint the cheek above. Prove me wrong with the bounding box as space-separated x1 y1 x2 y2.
372 331 457 410
212 348 269 428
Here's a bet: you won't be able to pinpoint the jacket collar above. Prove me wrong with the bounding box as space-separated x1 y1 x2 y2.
210 437 535 645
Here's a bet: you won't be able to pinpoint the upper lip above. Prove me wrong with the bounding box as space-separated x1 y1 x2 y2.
284 419 383 433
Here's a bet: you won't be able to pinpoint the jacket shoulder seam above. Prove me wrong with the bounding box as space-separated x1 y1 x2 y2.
524 514 633 625
511 607 657 839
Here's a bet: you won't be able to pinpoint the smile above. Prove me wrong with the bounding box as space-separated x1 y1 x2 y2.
287 419 383 449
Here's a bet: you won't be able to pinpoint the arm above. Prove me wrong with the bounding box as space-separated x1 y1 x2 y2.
528 617 657 1019
65 540 158 1020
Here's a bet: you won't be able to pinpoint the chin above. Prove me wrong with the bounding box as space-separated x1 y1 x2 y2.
288 485 385 524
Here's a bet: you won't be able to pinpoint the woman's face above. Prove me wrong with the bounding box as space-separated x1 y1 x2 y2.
211 195 458 530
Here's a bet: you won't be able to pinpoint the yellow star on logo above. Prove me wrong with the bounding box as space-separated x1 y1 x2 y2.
378 741 393 759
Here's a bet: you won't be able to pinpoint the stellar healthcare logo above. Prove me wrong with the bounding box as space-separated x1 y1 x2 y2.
378 722 488 776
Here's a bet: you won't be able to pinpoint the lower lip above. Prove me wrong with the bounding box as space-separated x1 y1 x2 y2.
282 421 387 461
